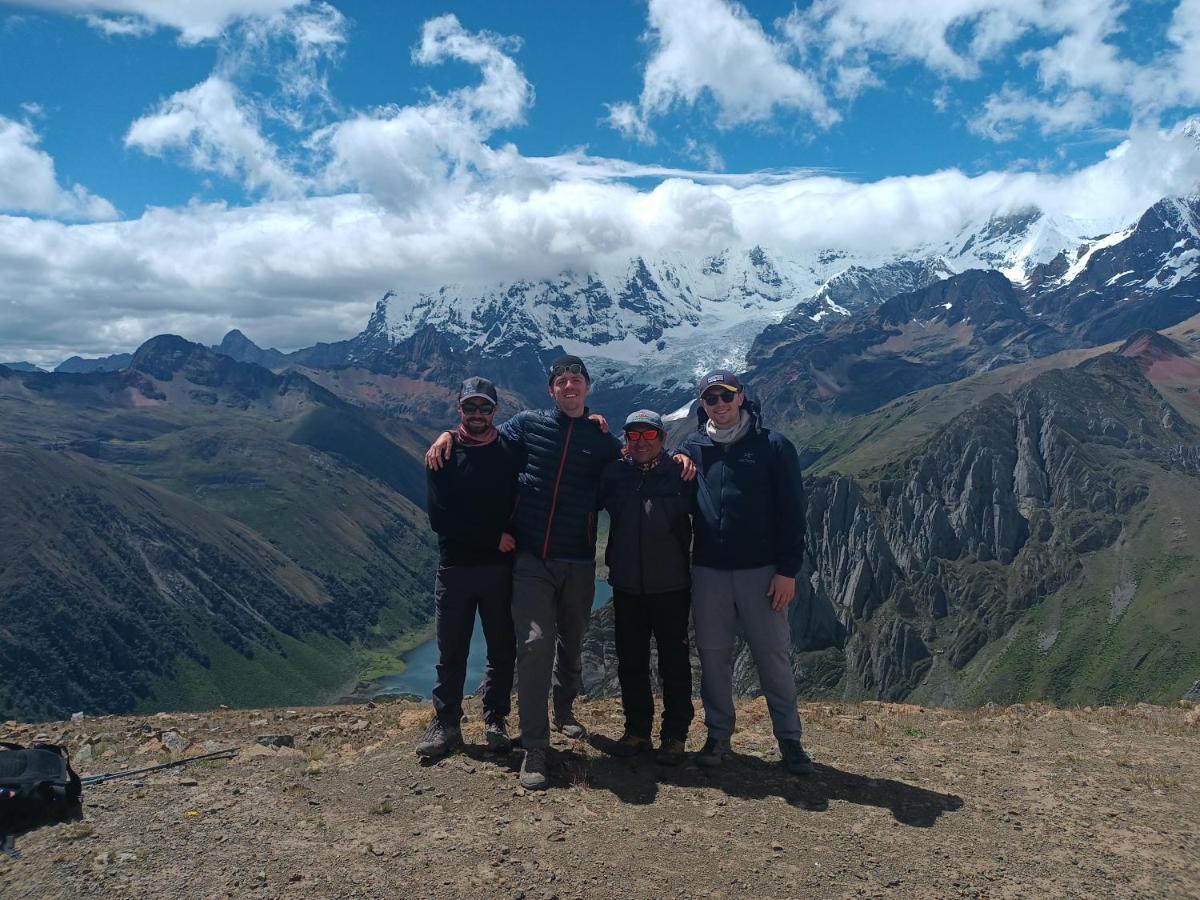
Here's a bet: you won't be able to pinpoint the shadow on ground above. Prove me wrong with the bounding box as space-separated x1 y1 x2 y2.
563 743 964 827
1 801 83 860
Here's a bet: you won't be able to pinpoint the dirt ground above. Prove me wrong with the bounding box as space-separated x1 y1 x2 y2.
2 698 1198 899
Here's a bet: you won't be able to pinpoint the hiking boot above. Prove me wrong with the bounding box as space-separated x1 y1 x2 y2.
609 733 652 758
484 719 512 754
552 709 588 740
519 747 549 790
695 735 731 768
779 739 815 776
655 737 687 767
415 719 462 759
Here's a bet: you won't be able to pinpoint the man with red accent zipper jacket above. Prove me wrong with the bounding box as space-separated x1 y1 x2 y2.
429 355 694 789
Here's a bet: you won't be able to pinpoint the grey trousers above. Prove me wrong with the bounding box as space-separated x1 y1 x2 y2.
512 553 596 749
692 564 803 743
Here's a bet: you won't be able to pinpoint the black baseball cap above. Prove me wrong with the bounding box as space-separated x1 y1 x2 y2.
548 354 590 384
459 376 498 403
696 369 742 397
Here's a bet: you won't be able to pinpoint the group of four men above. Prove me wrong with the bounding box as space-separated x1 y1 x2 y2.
418 354 812 790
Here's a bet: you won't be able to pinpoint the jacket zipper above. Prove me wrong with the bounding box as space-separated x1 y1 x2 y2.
637 470 646 594
541 418 575 559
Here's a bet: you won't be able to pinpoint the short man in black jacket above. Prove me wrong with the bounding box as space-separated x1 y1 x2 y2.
416 377 519 760
676 369 814 776
598 410 695 765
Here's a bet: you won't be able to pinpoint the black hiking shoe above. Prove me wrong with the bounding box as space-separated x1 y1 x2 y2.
695 735 731 768
551 709 588 740
415 719 462 759
484 719 512 754
779 739 814 776
519 748 548 790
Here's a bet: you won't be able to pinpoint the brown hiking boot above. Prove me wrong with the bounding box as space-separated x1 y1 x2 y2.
609 733 652 758
655 738 687 766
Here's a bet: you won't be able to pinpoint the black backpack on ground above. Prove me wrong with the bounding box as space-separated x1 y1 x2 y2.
0 742 83 857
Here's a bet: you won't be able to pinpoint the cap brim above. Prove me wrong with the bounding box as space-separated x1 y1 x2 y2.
460 393 495 402
698 382 740 396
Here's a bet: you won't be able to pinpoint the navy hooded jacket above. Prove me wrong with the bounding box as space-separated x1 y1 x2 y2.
676 400 806 577
500 407 622 561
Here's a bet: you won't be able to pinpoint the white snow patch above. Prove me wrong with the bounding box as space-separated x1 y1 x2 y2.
1104 270 1135 286
664 400 694 421
1061 228 1133 284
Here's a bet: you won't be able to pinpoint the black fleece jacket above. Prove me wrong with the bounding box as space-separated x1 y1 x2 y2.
599 452 694 595
426 435 519 567
676 401 806 577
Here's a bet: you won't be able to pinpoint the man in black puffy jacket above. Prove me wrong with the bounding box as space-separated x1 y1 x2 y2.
427 355 623 789
599 410 695 766
676 369 814 777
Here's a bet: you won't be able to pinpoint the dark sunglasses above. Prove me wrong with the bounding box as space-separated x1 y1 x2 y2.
550 363 584 377
701 389 738 406
461 402 495 415
624 428 661 442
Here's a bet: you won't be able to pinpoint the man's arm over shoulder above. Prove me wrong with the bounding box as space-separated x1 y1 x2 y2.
673 430 703 461
769 431 806 578
498 410 532 446
595 422 623 462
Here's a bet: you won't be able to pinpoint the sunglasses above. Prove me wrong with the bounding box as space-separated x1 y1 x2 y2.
624 428 661 442
461 402 495 415
701 389 738 406
550 363 585 377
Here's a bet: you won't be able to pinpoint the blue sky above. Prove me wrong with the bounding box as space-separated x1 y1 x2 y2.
1 0 1198 364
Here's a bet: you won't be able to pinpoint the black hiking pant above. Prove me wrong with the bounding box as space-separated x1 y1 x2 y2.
432 563 515 726
613 588 694 741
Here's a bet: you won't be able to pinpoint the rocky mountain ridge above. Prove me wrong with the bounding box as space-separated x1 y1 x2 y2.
0 338 439 721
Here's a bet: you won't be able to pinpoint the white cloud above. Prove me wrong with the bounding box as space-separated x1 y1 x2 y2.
11 0 307 43
683 138 725 171
313 14 532 210
779 0 1200 140
4 118 1199 366
121 2 346 196
125 76 304 198
0 115 116 220
3 8 1200 366
969 87 1104 141
606 101 656 144
611 0 836 140
82 12 153 37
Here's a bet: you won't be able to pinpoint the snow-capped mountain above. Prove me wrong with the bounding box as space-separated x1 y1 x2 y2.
204 189 1198 418
352 209 1100 408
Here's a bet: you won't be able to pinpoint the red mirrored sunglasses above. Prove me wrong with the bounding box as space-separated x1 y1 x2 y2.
624 428 661 442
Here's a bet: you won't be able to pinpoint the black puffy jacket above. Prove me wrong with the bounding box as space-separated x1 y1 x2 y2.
599 452 694 595
500 408 622 560
676 401 806 577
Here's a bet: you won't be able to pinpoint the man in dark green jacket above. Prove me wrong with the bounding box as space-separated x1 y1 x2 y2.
598 410 695 765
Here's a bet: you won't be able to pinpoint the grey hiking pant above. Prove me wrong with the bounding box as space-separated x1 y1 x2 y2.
692 564 803 743
512 553 596 749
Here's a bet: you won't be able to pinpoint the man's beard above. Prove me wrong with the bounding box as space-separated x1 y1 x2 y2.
464 418 491 435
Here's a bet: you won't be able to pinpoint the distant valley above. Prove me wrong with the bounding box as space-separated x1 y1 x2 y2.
3 194 1200 718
